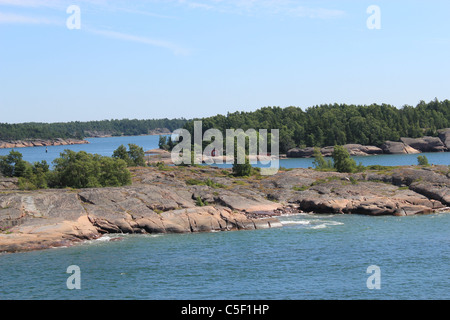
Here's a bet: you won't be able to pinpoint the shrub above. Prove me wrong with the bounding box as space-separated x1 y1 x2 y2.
332 145 358 173
195 196 208 207
417 155 430 166
112 144 145 167
312 147 333 171
51 150 131 189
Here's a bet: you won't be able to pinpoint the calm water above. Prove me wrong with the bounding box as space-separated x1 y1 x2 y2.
0 136 449 300
0 135 449 168
0 213 449 300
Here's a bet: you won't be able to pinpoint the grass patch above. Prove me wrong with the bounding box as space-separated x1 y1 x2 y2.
186 178 226 189
292 185 309 192
232 180 249 186
195 196 209 207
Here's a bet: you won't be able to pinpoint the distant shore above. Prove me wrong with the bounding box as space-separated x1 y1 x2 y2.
0 129 173 149
0 138 89 149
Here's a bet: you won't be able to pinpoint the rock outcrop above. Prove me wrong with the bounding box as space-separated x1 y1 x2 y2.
381 141 421 154
0 138 89 149
0 168 284 253
287 131 450 158
286 144 383 158
438 128 450 149
1 165 449 254
400 137 447 153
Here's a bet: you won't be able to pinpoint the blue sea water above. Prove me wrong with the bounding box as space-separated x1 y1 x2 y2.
0 135 449 168
0 213 449 300
0 136 449 300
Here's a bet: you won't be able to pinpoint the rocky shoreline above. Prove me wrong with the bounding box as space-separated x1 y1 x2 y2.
0 138 89 149
1 164 449 254
287 129 450 158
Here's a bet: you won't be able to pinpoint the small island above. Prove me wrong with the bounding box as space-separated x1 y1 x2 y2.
0 138 89 149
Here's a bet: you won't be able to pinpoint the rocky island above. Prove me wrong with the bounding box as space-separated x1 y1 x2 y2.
1 163 449 254
0 138 89 149
287 129 450 158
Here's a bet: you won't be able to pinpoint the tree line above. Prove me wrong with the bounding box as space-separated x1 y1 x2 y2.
182 99 450 154
0 118 188 141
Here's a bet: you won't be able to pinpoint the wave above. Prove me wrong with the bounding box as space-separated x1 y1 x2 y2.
309 220 344 229
280 220 311 225
281 218 344 230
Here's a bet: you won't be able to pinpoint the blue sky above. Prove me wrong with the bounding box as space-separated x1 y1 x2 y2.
0 0 449 123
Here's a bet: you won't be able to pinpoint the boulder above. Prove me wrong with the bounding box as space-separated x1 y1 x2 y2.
344 144 383 155
288 144 383 158
381 141 420 154
217 194 281 213
320 146 334 157
438 128 450 149
287 147 315 158
400 137 447 152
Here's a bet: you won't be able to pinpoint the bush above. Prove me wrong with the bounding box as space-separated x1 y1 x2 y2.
312 147 333 171
332 145 358 173
417 155 430 166
0 150 28 177
52 150 132 188
112 144 146 167
1 150 132 190
232 155 252 177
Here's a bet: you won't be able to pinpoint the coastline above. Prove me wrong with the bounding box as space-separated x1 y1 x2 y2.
1 164 449 254
286 131 450 158
0 138 89 149
0 129 172 150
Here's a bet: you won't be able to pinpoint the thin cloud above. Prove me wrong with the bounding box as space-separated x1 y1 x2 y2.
174 0 345 18
0 11 61 25
0 0 64 9
85 28 191 55
288 6 345 19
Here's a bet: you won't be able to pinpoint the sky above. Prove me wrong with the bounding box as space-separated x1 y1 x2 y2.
0 0 449 123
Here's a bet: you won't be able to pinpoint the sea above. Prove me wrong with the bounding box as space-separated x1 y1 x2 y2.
0 135 449 300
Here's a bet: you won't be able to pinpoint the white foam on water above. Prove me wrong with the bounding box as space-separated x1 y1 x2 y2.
309 224 328 229
308 220 344 230
95 235 115 242
280 220 311 226
323 221 344 226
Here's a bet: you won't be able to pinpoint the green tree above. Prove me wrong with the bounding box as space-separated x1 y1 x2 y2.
99 157 132 187
127 144 146 167
52 150 102 188
52 150 132 189
232 157 252 177
332 145 357 173
112 144 146 167
417 155 430 166
112 144 132 166
158 135 168 150
0 150 28 177
312 147 333 171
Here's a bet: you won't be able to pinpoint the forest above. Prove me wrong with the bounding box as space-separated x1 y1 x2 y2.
182 99 450 153
2 99 449 156
0 118 188 140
